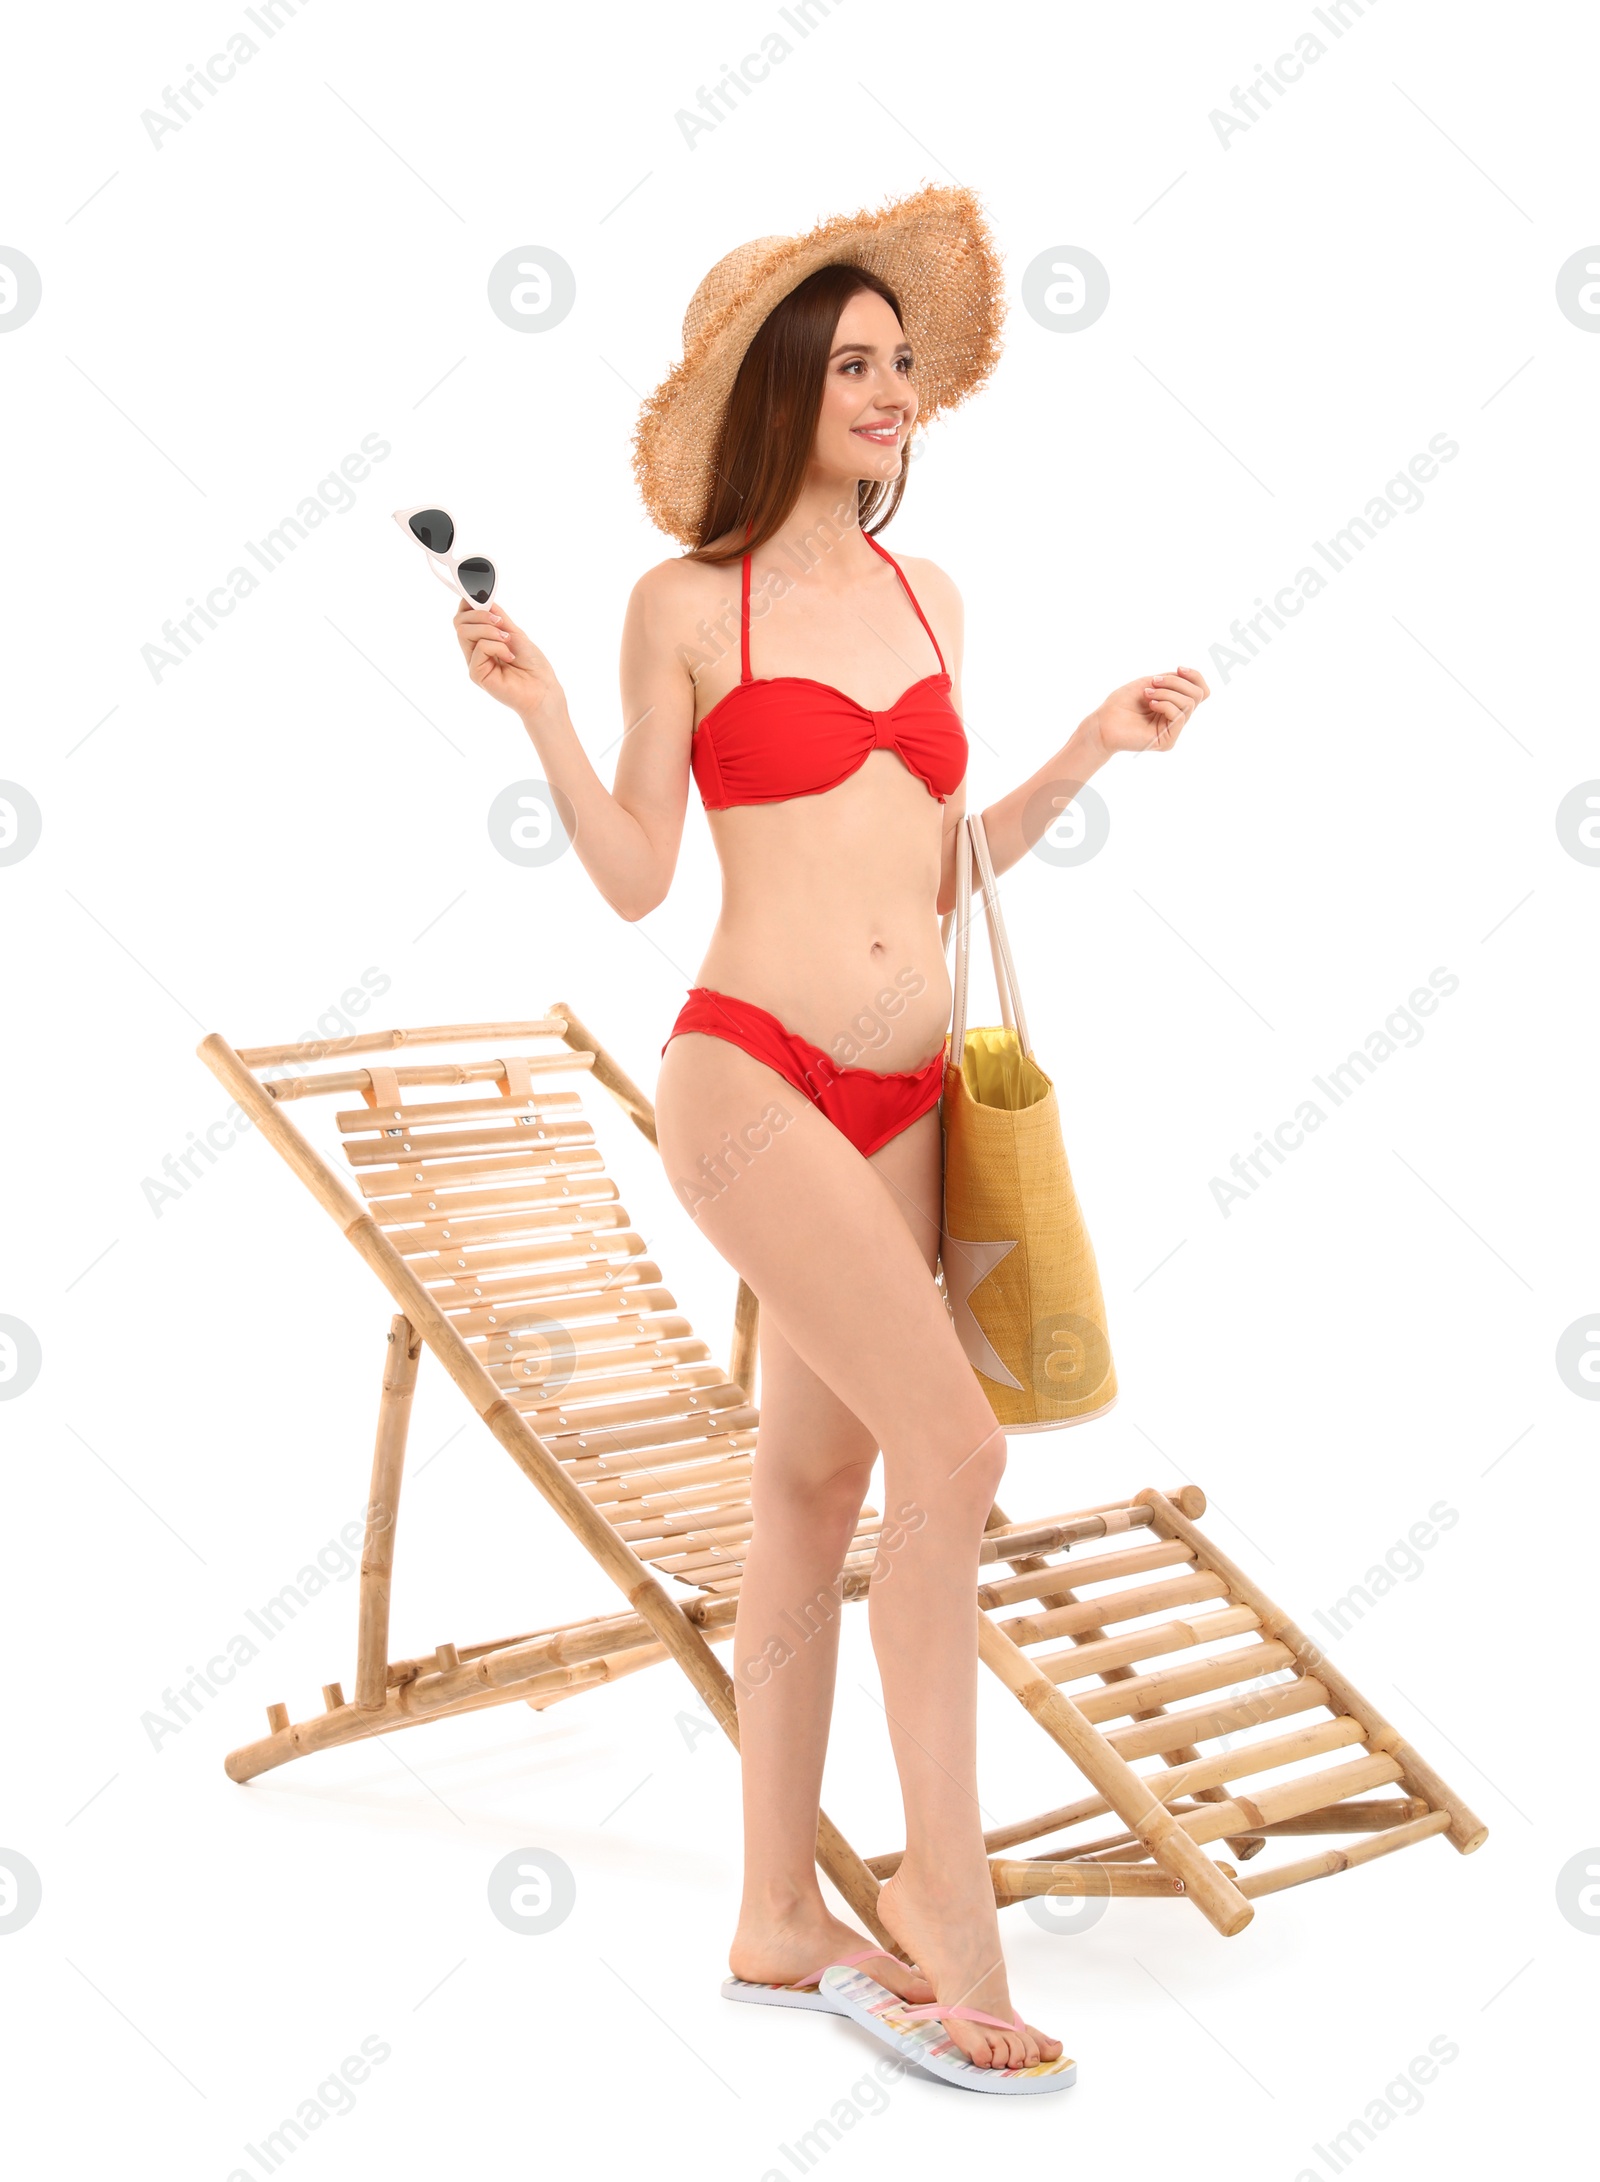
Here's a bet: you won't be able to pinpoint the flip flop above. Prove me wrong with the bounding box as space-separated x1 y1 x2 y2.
721 1946 914 2014
820 1965 1077 2095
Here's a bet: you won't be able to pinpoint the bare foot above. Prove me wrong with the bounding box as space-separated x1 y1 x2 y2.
876 1863 1063 2071
729 1899 934 2005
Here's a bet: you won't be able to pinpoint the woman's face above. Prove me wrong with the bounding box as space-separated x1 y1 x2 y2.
811 287 917 485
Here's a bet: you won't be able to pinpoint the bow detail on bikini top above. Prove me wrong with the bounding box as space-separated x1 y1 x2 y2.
690 533 967 811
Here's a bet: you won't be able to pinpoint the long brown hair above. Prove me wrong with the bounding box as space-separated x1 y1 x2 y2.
691 263 910 563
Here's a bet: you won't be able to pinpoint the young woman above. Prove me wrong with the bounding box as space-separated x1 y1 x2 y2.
452 185 1207 2081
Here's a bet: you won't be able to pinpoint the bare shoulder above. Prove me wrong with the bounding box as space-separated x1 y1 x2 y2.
886 551 963 669
629 552 699 615
628 549 741 627
888 551 963 620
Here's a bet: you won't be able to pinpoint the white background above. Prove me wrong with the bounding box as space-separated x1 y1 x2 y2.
2 1 1594 2175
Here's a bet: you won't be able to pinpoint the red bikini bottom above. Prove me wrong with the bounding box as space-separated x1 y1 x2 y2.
662 987 945 1158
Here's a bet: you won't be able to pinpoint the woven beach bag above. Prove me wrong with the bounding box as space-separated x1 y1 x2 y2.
938 810 1117 1430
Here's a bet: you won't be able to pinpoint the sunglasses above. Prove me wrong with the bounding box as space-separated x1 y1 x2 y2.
391 506 497 605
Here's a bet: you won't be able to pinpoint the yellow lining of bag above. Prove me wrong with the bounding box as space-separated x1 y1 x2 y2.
959 1026 1051 1112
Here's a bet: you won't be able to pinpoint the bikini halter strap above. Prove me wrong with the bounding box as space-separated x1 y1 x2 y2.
739 550 752 684
737 529 947 683
863 530 947 676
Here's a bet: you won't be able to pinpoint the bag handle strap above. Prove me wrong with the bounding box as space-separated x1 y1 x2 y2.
948 805 974 1061
944 810 1033 1061
973 813 1015 1039
969 809 1033 1056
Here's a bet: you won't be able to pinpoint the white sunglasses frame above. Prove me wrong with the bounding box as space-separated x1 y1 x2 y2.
391 505 498 605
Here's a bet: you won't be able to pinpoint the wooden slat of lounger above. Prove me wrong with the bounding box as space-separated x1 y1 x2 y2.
438 1260 664 1320
583 1453 756 1504
532 1386 748 1443
477 1318 698 1371
637 1513 758 1561
1244 1796 1432 1836
672 1562 747 1591
1174 1753 1405 1849
976 1508 1158 1564
551 1395 757 1444
493 1341 709 1395
455 1282 678 1338
545 1405 760 1462
239 1021 570 1066
336 1091 585 1131
440 1238 654 1286
615 1515 756 1560
480 1333 699 1385
612 1494 758 1545
430 1248 654 1291
696 1537 874 1592
564 1427 758 1482
515 1360 730 1413
387 1201 627 1253
473 1300 685 1352
1233 1809 1453 1899
480 1311 694 1352
659 1510 879 1580
407 1228 650 1284
999 1570 1229 1646
594 1478 754 1531
431 1258 647 1304
653 1527 759 1574
371 1174 618 1223
533 1354 727 1395
527 1380 749 1437
993 1718 1371 1852
266 1050 592 1099
595 1441 756 1488
357 1146 604 1198
480 1310 684 1367
589 1454 754 1512
1113 1715 1373 1816
535 1407 747 1455
1073 1639 1297 1725
1105 1676 1330 1762
1038 1606 1261 1684
977 1540 1196 1609
962 1697 1340 1862
530 1370 750 1422
343 1117 595 1166
599 1465 753 1519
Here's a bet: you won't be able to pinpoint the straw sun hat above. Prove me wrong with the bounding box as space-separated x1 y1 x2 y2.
632 181 1006 546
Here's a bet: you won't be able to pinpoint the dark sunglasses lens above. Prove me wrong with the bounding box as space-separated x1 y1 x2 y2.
409 508 454 554
458 557 495 603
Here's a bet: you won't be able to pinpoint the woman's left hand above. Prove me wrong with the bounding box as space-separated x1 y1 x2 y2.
1091 667 1210 755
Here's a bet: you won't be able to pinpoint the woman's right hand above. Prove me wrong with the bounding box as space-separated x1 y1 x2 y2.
453 599 563 721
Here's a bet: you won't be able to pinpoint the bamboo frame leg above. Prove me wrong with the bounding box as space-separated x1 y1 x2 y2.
975 1612 1254 1936
1136 1490 1488 1855
200 1031 897 1955
1242 1797 1430 1836
355 1316 422 1709
730 1279 760 1403
1233 1810 1453 1899
551 1002 658 1147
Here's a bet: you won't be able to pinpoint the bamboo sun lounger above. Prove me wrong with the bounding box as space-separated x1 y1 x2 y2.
199 1011 1487 1946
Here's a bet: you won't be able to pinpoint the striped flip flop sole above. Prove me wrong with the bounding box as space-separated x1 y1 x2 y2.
821 1967 1077 2095
720 1975 837 2013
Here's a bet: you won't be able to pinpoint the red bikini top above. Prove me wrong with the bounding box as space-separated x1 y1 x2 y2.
690 532 966 811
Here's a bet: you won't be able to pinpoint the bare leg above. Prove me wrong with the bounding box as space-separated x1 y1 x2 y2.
655 1033 1060 2069
726 1311 932 2003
